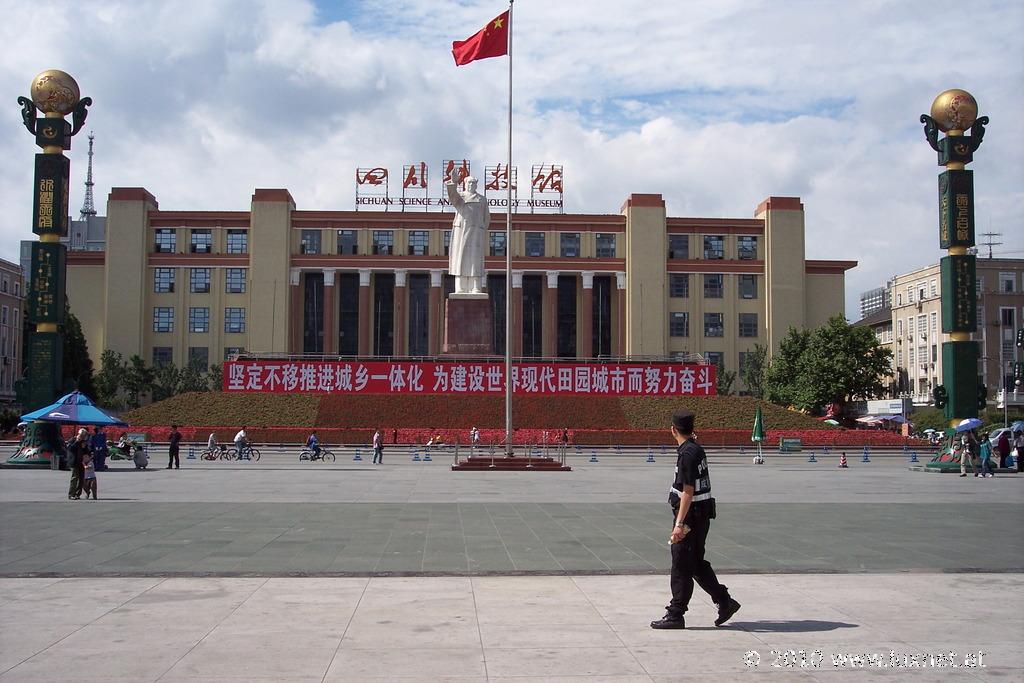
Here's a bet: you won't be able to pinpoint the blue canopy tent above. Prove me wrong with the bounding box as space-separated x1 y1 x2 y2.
21 391 128 427
8 392 127 467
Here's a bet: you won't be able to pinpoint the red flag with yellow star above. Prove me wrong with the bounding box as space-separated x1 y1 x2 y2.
452 11 509 66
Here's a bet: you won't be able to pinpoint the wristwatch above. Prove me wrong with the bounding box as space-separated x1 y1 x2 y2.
674 522 685 529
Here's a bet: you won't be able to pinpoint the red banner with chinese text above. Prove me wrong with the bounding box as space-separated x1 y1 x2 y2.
223 361 716 396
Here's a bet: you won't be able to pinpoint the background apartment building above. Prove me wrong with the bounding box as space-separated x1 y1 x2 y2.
64 188 853 391
0 259 25 405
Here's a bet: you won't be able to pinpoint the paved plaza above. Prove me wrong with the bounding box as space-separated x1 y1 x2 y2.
1 452 1021 680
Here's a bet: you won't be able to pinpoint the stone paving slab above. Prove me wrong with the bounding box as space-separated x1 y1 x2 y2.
0 574 1018 681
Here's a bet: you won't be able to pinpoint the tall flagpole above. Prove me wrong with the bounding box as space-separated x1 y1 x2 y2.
504 0 514 456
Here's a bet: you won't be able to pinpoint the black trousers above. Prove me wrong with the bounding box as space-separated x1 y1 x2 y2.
168 448 179 468
667 513 729 616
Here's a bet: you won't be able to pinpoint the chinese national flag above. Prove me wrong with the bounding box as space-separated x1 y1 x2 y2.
452 11 509 66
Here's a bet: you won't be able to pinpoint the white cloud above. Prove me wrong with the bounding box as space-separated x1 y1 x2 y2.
1 0 1021 319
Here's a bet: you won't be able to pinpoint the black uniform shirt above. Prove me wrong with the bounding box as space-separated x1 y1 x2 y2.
668 439 712 514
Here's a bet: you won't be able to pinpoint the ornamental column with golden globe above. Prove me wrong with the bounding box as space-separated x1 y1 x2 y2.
919 90 988 429
16 70 91 410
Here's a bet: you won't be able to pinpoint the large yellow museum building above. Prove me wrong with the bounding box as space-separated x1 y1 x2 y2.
66 188 854 387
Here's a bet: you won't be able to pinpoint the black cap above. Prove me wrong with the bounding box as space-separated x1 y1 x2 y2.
672 409 695 435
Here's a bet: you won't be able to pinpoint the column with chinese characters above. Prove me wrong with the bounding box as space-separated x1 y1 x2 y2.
580 271 594 359
288 269 302 354
393 269 407 356
615 272 626 357
543 271 559 358
428 269 443 356
322 268 336 355
358 269 371 356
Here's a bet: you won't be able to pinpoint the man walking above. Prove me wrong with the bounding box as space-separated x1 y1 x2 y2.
167 425 181 469
90 427 108 471
372 428 383 465
651 409 740 630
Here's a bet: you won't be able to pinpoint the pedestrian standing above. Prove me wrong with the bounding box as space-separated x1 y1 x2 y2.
1014 430 1024 472
90 427 108 471
996 430 1011 469
651 409 740 630
167 425 182 469
959 430 978 477
66 428 90 500
82 451 98 499
979 433 995 478
372 428 383 464
392 428 398 445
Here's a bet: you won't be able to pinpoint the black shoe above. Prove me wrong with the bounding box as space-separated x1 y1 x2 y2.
650 614 685 629
715 598 741 626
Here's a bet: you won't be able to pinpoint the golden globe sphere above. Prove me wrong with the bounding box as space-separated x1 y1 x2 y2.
30 69 80 116
929 89 978 133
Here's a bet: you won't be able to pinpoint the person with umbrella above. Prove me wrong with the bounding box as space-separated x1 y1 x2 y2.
955 419 982 477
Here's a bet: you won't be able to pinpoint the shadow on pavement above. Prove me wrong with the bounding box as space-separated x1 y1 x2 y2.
729 619 859 632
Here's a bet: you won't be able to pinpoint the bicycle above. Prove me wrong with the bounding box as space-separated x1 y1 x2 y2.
229 444 261 462
200 447 222 461
299 447 336 462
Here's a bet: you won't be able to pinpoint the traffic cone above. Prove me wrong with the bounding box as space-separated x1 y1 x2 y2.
861 446 871 463
423 449 432 462
807 451 817 463
614 444 623 456
838 452 848 468
646 449 656 463
353 448 363 462
589 450 599 463
740 445 746 455
910 450 919 463
412 450 421 462
187 446 196 460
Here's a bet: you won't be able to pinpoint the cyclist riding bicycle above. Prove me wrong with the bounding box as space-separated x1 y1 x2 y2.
234 426 248 458
306 431 321 459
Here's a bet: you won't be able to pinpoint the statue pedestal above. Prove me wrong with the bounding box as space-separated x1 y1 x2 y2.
443 294 493 355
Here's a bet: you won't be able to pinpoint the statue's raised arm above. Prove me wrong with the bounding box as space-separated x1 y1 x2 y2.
445 169 465 209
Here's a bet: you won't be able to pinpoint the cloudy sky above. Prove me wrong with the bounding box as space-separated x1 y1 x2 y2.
2 0 1022 319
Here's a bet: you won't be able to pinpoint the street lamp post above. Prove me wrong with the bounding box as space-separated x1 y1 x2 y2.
16 70 91 410
920 89 988 428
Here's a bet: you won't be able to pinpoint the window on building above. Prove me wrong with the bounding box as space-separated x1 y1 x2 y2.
738 274 757 299
669 273 689 298
224 346 244 360
930 312 937 335
897 292 903 306
1001 307 1016 327
668 235 689 259
909 345 915 365
737 236 757 260
443 230 451 256
300 229 321 254
976 276 984 298
907 285 915 303
154 229 176 253
372 230 393 255
703 274 724 298
189 307 209 333
669 312 689 337
596 233 616 257
225 268 246 294
190 229 212 254
907 317 914 336
1 307 7 324
999 272 1016 293
929 279 937 297
408 230 429 256
560 232 580 257
897 349 902 367
226 229 248 254
190 268 211 293
13 282 19 296
153 307 174 333
931 344 937 363
703 235 724 259
525 232 545 257
1 278 6 293
739 313 758 337
154 268 175 293
152 347 173 367
917 314 927 340
704 312 724 337
188 346 209 368
224 307 246 333
897 319 903 337
336 229 358 255
706 352 724 370
489 231 506 256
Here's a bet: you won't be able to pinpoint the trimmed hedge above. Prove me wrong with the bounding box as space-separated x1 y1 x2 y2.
122 393 318 428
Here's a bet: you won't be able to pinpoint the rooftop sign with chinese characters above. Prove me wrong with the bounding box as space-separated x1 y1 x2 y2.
355 161 564 213
224 360 715 396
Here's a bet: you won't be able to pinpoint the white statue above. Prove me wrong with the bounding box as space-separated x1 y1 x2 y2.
445 169 489 295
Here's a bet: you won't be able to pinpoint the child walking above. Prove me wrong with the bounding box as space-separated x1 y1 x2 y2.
82 452 98 499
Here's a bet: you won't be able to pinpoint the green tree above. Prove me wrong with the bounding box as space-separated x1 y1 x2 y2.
123 355 153 408
716 369 736 396
62 301 95 397
207 363 223 391
179 360 209 394
764 317 893 414
93 350 128 410
740 343 768 398
151 361 181 402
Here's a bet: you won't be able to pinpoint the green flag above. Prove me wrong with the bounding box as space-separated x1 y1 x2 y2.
752 406 764 442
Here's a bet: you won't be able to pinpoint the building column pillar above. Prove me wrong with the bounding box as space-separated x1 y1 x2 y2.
393 269 407 357
511 271 524 357
580 271 594 359
544 271 559 358
428 269 443 356
357 268 371 356
322 268 336 355
615 271 626 357
289 268 302 354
